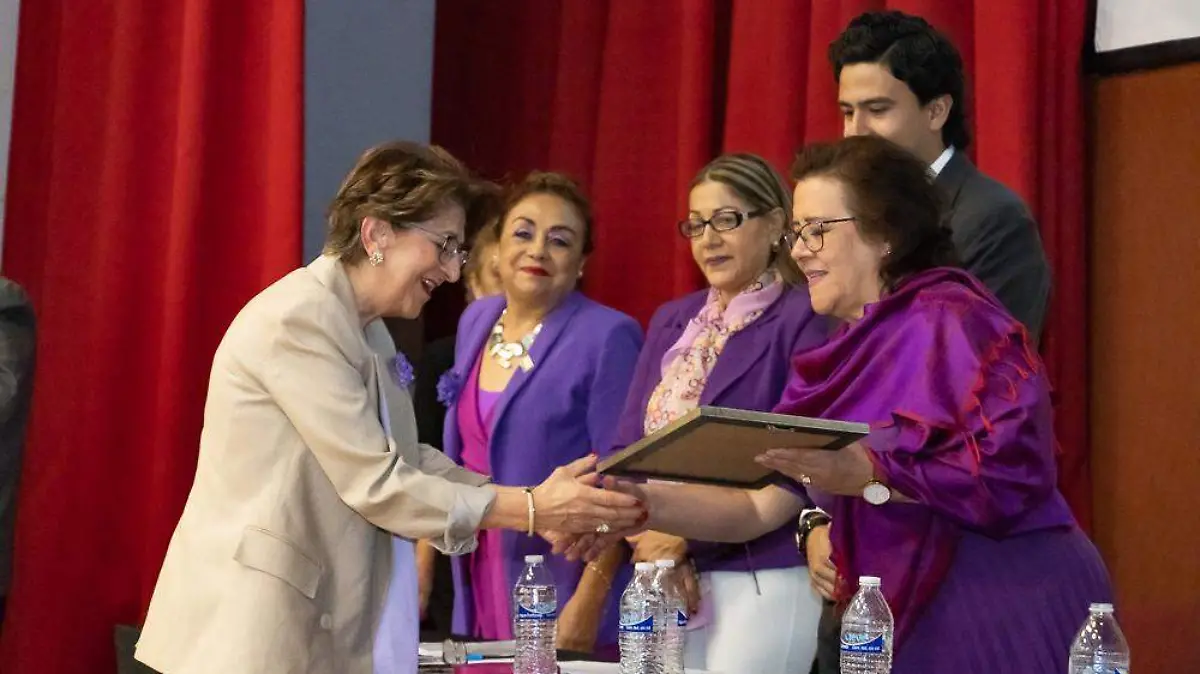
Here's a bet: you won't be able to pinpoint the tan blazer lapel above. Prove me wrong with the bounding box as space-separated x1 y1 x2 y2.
365 321 407 452
307 254 410 451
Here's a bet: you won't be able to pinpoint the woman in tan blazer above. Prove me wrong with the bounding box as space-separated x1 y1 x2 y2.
135 142 645 674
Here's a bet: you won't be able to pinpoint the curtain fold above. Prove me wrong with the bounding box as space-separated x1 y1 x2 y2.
0 1 303 672
432 0 1092 526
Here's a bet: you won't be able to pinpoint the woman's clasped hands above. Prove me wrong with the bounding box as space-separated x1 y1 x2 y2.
532 455 648 556
535 462 654 562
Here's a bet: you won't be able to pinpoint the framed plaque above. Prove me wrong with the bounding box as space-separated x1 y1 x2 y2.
597 406 869 488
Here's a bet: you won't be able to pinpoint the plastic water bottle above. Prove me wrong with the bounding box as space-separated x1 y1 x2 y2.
652 559 686 674
512 554 557 674
619 561 662 674
1069 603 1131 673
840 575 893 674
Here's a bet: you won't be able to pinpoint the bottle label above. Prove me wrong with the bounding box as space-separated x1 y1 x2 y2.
840 633 885 654
676 609 688 627
516 603 557 621
619 615 654 633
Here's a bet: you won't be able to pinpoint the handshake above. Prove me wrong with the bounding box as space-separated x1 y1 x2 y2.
520 455 651 562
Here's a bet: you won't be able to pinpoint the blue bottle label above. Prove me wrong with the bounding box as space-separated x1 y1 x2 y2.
840 633 885 653
676 609 688 627
516 603 557 621
619 615 655 633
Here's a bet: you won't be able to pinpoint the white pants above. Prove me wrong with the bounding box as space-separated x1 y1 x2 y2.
683 566 821 674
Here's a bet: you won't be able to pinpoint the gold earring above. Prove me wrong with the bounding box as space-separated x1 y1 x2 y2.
369 250 384 266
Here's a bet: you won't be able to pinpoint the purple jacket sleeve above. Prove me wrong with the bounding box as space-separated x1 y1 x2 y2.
602 304 674 458
867 314 1058 536
586 317 644 454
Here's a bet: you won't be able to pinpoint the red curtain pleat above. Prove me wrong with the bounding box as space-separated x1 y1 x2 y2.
1033 0 1092 534
0 1 303 672
432 0 1091 526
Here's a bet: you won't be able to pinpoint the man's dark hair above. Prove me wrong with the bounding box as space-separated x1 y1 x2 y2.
829 11 970 150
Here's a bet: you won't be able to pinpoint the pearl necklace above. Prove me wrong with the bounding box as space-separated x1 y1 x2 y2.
487 309 543 371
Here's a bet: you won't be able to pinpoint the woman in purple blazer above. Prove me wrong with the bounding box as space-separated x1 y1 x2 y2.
600 154 830 674
432 172 642 655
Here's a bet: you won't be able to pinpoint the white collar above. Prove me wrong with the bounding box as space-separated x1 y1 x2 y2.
930 146 955 176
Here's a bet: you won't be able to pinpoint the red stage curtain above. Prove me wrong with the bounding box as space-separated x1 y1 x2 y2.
433 0 1091 528
0 1 302 672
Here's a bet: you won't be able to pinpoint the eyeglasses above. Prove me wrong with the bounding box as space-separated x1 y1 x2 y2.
784 216 856 253
678 208 767 239
410 224 469 267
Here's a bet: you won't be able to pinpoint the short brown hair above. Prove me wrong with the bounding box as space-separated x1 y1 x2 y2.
692 153 803 285
495 171 594 255
324 141 491 264
790 136 959 290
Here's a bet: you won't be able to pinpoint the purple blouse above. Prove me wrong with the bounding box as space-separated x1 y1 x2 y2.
456 354 511 640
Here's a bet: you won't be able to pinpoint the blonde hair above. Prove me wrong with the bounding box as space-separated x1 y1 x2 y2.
691 153 802 285
462 219 499 291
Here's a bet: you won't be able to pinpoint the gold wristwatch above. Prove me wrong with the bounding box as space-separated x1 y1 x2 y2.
862 479 891 505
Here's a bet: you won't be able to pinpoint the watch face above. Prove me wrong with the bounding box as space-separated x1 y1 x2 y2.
863 481 891 505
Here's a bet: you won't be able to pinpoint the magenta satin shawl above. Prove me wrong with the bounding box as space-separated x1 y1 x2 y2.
774 267 1074 644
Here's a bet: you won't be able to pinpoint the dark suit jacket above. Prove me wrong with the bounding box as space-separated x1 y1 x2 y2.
413 335 456 448
938 150 1051 342
0 278 36 599
411 334 458 640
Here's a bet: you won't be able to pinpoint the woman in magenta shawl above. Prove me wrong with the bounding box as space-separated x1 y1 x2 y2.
593 136 1112 673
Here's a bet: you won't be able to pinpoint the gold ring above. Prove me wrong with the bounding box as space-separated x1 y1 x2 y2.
595 522 611 534
800 474 813 486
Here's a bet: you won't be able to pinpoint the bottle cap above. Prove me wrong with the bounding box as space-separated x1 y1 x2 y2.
859 575 882 587
655 559 676 569
524 554 544 564
635 562 655 571
1090 603 1114 613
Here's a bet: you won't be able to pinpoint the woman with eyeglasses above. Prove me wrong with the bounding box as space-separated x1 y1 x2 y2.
595 154 830 674
136 145 646 674
591 136 1112 674
427 171 643 657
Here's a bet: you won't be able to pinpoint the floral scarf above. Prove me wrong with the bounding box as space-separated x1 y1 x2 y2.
644 271 782 435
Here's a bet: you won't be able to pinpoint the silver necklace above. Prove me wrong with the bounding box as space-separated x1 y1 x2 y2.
487 309 543 371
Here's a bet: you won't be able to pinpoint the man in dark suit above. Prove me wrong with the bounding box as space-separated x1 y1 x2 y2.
0 277 36 627
802 12 1052 673
830 10 1051 339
